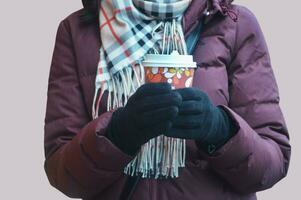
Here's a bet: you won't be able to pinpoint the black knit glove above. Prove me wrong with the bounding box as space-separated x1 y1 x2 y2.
105 83 182 156
164 88 237 154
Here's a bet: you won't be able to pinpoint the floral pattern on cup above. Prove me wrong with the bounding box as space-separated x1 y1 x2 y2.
145 67 195 89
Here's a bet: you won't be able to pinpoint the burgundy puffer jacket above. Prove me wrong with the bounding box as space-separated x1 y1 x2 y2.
44 0 291 199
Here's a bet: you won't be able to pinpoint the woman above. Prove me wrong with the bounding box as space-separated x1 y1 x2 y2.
44 0 291 199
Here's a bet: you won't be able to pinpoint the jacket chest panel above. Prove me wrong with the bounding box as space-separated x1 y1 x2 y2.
191 33 233 106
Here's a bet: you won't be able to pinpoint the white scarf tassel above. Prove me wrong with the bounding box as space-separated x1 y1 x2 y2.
94 0 190 178
122 19 188 179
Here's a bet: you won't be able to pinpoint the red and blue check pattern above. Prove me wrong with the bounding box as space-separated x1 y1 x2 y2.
96 0 191 80
93 0 191 116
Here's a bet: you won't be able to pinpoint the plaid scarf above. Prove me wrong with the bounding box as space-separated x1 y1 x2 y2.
93 0 191 178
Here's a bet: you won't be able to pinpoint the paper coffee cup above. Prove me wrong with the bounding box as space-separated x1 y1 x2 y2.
142 51 197 89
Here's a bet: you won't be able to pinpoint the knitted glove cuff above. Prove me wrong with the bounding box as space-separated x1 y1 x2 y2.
196 106 238 155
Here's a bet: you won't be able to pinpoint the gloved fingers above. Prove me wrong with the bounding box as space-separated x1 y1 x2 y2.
164 127 201 139
144 120 173 138
178 100 203 115
136 106 179 128
133 83 172 100
172 114 202 129
174 87 205 101
135 92 182 113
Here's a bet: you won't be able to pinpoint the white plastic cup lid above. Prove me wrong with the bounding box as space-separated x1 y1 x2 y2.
142 51 197 68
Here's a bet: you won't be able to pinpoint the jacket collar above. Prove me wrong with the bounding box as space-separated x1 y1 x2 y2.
183 0 235 36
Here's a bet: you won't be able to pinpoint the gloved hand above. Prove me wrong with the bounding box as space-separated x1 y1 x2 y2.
105 83 182 156
164 88 237 154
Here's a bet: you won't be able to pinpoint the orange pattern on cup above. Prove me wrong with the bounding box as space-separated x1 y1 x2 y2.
145 67 195 89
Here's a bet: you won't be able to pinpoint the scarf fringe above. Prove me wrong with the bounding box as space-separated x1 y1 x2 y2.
93 10 189 179
124 136 186 178
123 19 188 178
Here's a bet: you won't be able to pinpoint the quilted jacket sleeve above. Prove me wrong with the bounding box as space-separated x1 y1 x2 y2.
198 6 291 194
43 19 133 198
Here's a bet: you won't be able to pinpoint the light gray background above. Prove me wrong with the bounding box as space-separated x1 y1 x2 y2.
0 0 299 199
